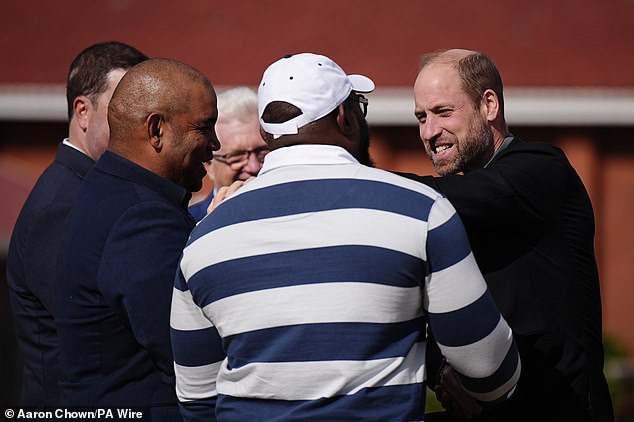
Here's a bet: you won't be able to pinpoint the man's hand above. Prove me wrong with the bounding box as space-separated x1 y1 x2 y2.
207 177 255 214
435 363 483 420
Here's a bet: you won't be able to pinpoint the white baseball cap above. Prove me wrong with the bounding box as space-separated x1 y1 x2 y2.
258 53 375 138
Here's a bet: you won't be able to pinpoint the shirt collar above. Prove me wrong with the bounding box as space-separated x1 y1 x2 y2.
62 138 89 156
484 134 514 168
57 140 94 177
259 144 359 176
95 151 192 210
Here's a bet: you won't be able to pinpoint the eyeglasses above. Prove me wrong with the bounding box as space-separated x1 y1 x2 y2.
213 146 270 166
348 93 368 117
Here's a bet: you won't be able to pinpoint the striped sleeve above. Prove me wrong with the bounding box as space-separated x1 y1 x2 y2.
170 266 225 421
424 197 520 404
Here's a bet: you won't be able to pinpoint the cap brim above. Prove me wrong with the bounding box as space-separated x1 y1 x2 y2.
348 74 375 93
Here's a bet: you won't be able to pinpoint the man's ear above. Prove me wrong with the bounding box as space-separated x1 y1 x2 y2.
481 89 500 122
73 96 91 132
335 103 356 137
259 126 274 145
147 113 163 151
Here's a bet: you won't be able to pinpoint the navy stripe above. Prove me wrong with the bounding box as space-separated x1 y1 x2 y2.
428 291 501 347
224 320 426 368
171 326 225 366
187 178 435 245
216 383 425 422
458 340 520 397
187 245 426 307
179 397 217 422
426 212 472 273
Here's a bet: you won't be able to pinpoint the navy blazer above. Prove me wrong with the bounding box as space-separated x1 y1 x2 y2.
401 137 613 422
55 151 194 420
6 143 93 407
188 191 214 222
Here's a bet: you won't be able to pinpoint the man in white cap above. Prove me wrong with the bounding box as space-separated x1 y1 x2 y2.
170 53 520 421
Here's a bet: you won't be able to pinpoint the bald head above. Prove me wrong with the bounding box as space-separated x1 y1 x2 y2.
420 48 473 69
108 58 213 150
106 58 220 192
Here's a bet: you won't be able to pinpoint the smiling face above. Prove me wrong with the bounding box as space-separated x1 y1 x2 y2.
164 82 220 192
414 62 494 176
211 118 268 189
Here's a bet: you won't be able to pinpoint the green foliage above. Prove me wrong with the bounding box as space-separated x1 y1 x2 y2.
425 387 444 412
604 335 628 360
603 335 631 416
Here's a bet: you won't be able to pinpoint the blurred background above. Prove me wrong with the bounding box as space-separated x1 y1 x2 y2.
1 0 633 418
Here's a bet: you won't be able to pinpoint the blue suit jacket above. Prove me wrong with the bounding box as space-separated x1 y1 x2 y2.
6 143 93 407
188 191 214 222
55 151 194 420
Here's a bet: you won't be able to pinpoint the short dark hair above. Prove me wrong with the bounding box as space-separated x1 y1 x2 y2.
420 49 505 115
260 101 303 125
66 41 148 120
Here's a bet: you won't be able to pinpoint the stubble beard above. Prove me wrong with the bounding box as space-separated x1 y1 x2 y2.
356 119 375 167
431 117 493 176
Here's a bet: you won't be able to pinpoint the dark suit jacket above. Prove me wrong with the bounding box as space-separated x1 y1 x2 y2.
55 151 194 421
6 142 93 407
188 191 214 222
401 137 613 422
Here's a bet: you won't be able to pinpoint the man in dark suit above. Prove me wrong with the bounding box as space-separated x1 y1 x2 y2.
404 49 613 422
5 41 147 408
54 58 219 420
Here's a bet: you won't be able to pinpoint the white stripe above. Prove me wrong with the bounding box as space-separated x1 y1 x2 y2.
259 145 358 171
424 252 488 313
439 317 514 379
216 341 426 401
464 360 522 403
175 361 222 402
182 208 427 280
170 288 213 331
204 282 423 337
426 196 456 230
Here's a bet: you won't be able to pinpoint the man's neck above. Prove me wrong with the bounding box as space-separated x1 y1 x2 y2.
492 128 510 153
63 138 90 157
67 121 93 159
483 134 513 169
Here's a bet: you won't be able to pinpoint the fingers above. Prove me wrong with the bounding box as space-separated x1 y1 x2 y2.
435 385 453 413
438 365 483 420
223 179 246 196
207 179 248 214
441 366 464 391
208 186 229 214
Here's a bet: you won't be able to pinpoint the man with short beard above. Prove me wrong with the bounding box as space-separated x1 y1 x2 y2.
402 49 613 422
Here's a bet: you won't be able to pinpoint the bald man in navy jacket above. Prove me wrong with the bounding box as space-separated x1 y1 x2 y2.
55 59 219 420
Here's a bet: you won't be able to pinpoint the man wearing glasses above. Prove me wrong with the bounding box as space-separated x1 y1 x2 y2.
189 87 270 221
